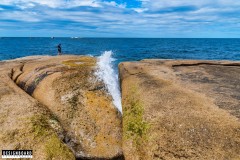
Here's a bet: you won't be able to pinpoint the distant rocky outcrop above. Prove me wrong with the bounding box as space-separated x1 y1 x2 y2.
119 60 240 160
0 55 123 160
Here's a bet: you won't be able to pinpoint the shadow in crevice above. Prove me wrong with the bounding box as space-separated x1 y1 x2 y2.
76 155 125 160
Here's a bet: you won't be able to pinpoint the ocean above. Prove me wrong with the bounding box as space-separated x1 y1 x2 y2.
1 38 240 112
1 38 240 65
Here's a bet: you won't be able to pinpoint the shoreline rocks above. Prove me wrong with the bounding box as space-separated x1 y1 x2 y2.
1 56 240 160
119 59 240 160
0 55 123 160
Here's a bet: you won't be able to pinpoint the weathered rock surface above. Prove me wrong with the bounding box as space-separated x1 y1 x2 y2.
0 55 122 159
0 57 75 160
119 60 240 160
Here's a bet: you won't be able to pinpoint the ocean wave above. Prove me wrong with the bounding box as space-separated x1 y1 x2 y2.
95 51 122 113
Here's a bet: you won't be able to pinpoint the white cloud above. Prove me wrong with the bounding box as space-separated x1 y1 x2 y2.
140 0 240 11
1 11 41 22
0 0 102 8
133 8 148 13
0 0 240 37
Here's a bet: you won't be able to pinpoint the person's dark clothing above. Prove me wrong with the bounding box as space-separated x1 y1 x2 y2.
57 44 62 55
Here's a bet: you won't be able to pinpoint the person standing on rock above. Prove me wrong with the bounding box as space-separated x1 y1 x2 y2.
57 44 62 55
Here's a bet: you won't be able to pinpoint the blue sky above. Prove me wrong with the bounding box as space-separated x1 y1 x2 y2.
0 0 240 37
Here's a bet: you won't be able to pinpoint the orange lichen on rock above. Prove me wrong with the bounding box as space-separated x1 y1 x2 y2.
62 57 96 68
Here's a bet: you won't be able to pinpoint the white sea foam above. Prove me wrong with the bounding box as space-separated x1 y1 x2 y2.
96 51 122 113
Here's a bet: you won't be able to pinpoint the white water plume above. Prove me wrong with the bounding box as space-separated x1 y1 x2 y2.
96 51 122 113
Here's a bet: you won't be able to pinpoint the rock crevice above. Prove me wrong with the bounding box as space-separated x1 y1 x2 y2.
0 55 123 160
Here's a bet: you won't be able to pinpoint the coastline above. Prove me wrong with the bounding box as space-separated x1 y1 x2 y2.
0 56 240 159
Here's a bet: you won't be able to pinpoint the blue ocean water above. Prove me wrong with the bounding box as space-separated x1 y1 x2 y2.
0 38 240 65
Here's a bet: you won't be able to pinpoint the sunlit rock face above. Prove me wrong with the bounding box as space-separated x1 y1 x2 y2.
0 55 123 160
119 59 240 160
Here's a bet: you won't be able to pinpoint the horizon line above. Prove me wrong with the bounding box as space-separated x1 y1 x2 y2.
1 37 240 39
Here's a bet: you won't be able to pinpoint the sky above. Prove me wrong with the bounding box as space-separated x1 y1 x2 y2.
0 0 240 37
